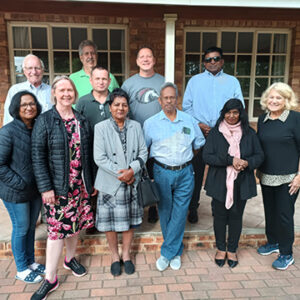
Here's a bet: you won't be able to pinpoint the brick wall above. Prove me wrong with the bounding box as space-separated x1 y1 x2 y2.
1 11 300 126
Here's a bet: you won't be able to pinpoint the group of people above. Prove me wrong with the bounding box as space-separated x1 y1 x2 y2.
0 41 299 300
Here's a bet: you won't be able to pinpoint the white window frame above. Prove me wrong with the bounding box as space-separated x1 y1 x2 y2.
183 27 291 121
7 21 129 85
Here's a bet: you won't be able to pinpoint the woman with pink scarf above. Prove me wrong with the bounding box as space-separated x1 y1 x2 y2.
203 99 264 268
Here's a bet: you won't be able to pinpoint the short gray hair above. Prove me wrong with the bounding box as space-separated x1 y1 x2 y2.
160 82 178 98
52 75 78 105
22 54 45 70
78 40 97 56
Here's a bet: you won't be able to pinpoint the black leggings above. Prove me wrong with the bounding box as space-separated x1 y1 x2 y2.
212 198 246 253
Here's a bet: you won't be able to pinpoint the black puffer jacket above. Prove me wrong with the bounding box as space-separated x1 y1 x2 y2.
0 119 40 203
32 106 94 196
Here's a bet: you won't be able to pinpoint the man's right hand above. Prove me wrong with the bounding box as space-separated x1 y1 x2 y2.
199 123 211 137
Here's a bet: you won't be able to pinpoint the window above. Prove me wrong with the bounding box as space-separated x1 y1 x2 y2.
8 23 127 86
184 28 291 120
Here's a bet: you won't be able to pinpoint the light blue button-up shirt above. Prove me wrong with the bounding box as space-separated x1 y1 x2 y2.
3 81 52 125
182 70 244 128
143 109 205 166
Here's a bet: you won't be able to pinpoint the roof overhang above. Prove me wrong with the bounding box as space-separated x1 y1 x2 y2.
68 0 300 9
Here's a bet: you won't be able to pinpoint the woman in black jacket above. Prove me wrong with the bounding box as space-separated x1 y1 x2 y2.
203 99 264 268
0 91 44 283
31 76 96 300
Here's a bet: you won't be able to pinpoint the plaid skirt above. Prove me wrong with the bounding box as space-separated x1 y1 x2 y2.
95 183 143 232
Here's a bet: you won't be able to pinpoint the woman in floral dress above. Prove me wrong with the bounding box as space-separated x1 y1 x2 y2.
31 76 96 300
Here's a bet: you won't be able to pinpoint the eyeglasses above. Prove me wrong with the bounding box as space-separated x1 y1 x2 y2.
24 67 42 71
204 56 222 63
99 104 105 116
20 102 37 109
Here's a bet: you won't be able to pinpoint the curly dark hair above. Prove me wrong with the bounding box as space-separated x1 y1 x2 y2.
9 90 42 121
215 98 249 135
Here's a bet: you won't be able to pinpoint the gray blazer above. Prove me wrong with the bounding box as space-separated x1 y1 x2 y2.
94 119 148 196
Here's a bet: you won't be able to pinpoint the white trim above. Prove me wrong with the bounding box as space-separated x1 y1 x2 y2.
69 0 300 9
164 14 177 83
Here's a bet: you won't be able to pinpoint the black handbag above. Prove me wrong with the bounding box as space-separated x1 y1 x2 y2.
137 165 160 208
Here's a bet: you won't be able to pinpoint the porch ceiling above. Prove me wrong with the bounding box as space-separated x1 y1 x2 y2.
70 0 300 9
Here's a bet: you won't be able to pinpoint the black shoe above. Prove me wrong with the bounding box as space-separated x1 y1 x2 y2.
31 278 59 300
148 206 158 223
124 260 135 275
63 257 87 277
214 251 226 267
110 261 121 276
227 253 238 268
188 209 198 224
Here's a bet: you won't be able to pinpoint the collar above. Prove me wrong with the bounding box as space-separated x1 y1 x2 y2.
78 69 89 78
26 80 45 90
159 109 182 122
91 91 110 104
204 69 224 77
263 109 289 123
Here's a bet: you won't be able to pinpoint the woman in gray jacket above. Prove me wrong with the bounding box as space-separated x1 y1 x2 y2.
94 88 148 276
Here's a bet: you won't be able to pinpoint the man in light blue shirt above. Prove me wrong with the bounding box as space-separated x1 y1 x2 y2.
144 82 205 272
3 54 52 125
182 46 244 224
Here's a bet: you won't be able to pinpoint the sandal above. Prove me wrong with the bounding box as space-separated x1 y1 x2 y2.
15 270 43 284
31 264 46 275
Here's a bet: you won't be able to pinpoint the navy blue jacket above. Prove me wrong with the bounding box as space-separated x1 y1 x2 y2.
203 126 264 202
0 119 40 203
32 106 94 197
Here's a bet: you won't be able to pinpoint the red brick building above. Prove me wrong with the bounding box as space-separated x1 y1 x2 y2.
1 0 300 125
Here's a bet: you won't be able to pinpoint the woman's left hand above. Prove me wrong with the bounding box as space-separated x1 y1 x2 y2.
118 168 135 184
288 174 300 195
91 188 98 196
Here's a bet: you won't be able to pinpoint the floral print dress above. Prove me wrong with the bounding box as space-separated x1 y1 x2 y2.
45 117 94 240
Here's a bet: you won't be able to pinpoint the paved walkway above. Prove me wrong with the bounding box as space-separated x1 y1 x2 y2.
1 246 300 300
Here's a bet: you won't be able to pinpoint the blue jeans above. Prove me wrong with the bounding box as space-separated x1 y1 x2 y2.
3 197 41 271
153 163 194 260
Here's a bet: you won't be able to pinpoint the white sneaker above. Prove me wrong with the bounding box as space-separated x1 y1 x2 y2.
156 256 169 271
170 256 181 270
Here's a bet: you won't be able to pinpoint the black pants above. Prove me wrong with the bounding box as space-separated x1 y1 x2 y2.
212 198 246 253
189 148 206 211
261 183 298 255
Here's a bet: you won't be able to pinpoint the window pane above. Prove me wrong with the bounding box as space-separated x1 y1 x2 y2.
110 30 125 51
98 52 108 69
42 75 49 85
32 50 49 72
185 76 192 88
238 77 250 98
16 74 27 83
14 50 30 73
244 99 249 114
222 55 235 75
13 27 30 48
31 27 47 49
256 55 270 76
71 52 81 73
202 32 217 52
110 53 124 74
271 77 284 84
236 55 251 76
115 75 124 87
254 77 268 98
52 27 69 49
186 32 200 52
272 55 285 76
273 34 287 53
221 32 236 53
257 33 271 53
185 55 200 75
71 28 87 50
93 29 107 50
238 32 253 53
253 100 264 117
54 51 70 73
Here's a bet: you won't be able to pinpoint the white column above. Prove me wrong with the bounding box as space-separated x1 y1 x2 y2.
163 14 177 83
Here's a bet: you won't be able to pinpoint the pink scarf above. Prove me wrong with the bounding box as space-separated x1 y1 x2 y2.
218 120 242 209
